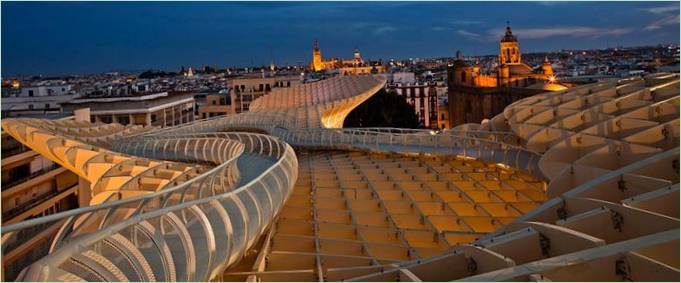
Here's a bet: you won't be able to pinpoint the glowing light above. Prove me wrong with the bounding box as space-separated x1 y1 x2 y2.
549 76 556 82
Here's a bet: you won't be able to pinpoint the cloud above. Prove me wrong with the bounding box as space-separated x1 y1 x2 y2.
456 29 481 39
645 14 680 30
431 26 448 31
642 5 679 14
347 22 397 35
350 22 370 30
453 20 482 26
373 26 397 35
487 26 632 40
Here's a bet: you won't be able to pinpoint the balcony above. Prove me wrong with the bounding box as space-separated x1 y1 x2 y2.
2 163 62 190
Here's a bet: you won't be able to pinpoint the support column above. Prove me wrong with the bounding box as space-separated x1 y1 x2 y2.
171 105 176 126
145 113 151 126
77 177 92 207
162 108 167 127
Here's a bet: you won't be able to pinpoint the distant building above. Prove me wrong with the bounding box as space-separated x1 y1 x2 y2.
390 72 417 84
61 91 195 127
387 81 442 128
451 24 561 89
229 75 300 113
437 104 450 129
197 91 233 119
447 24 570 126
1 84 79 118
310 40 386 74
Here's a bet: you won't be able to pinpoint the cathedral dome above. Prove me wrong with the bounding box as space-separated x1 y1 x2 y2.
508 63 533 75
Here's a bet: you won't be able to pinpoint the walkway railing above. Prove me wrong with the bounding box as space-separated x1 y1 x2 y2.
275 127 543 178
148 116 542 178
2 132 298 282
1 75 543 282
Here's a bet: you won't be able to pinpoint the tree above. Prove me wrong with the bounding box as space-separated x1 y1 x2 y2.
138 70 175 79
344 89 421 128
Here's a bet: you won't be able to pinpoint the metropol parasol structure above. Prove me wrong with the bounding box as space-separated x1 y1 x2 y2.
1 73 678 281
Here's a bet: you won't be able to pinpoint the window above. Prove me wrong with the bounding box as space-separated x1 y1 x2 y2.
45 103 50 109
460 71 466 82
118 116 130 125
28 90 34 97
212 100 217 105
8 163 30 182
441 114 445 120
28 104 33 110
100 116 113 124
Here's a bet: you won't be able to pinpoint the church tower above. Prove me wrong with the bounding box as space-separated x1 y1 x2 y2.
312 39 323 72
353 48 362 66
542 56 554 77
499 22 521 65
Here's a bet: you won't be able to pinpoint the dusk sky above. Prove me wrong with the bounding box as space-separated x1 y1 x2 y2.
2 1 679 76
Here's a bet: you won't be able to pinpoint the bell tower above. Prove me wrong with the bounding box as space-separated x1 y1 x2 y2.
312 39 323 72
542 56 554 77
353 48 362 65
499 22 521 65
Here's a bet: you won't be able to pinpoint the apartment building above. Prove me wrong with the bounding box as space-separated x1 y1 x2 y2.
1 84 79 118
386 81 446 128
229 75 300 113
61 91 195 127
1 114 88 280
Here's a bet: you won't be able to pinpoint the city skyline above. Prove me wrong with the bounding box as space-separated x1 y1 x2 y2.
2 1 679 76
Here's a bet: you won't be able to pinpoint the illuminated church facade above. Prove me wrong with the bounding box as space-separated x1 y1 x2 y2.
450 24 560 89
446 24 570 127
311 40 385 75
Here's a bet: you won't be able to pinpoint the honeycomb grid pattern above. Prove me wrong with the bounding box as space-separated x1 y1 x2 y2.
2 74 678 282
223 150 546 281
349 73 679 282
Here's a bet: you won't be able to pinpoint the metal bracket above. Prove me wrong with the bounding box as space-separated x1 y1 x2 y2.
467 257 478 275
615 257 632 281
539 233 551 258
617 178 627 192
611 211 624 232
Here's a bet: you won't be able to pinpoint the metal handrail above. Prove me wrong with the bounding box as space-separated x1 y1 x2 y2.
3 131 298 281
1 74 544 282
